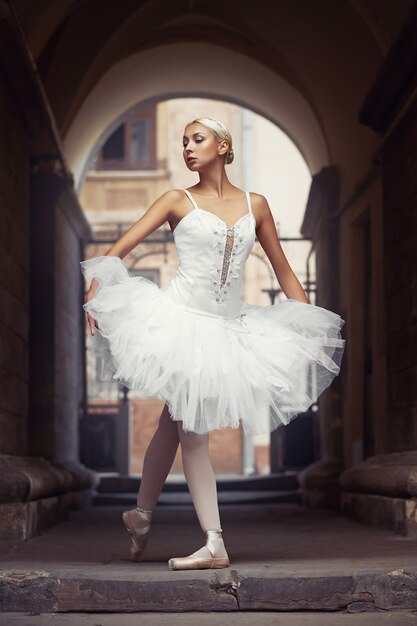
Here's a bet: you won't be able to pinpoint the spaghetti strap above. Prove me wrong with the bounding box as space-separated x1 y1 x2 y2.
184 189 198 210
245 191 252 215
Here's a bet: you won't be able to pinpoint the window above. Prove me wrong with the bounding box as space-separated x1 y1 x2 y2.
102 124 125 160
97 104 157 170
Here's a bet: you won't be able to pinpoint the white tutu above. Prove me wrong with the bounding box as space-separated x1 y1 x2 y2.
81 255 345 436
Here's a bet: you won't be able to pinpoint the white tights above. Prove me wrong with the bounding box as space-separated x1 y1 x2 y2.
137 403 221 534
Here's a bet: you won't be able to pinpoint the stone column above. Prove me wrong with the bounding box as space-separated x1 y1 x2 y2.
29 167 92 468
297 166 346 510
0 2 98 539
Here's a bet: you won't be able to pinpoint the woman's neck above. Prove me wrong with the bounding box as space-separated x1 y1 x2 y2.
195 169 233 199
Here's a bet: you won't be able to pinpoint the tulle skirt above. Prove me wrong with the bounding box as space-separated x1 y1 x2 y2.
81 256 346 435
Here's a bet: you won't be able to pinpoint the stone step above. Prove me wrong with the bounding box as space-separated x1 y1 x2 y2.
97 471 300 493
93 489 302 506
2 559 417 613
1 504 416 614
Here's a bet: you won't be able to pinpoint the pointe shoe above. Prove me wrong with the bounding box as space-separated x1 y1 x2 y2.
122 506 153 561
168 528 230 570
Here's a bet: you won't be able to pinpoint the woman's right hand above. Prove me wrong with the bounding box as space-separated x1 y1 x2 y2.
86 311 99 336
84 282 99 336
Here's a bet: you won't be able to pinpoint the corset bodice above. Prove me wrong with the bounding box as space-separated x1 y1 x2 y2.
163 189 256 318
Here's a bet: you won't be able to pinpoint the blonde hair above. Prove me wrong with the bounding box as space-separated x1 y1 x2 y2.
185 117 234 164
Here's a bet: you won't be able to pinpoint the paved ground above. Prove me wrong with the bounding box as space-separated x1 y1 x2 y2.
0 502 417 615
2 502 417 575
1 610 417 626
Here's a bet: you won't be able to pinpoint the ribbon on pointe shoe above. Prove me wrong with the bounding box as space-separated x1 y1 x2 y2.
122 506 153 561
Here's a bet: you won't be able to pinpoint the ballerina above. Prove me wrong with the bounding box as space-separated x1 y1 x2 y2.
81 116 346 570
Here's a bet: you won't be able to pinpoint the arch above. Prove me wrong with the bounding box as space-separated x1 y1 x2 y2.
63 42 330 189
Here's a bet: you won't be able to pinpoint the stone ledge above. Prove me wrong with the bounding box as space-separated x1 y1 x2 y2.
340 452 417 536
0 455 99 540
238 569 417 611
340 451 417 499
0 569 238 613
1 568 417 613
341 492 417 537
0 454 99 504
0 490 95 540
0 495 71 541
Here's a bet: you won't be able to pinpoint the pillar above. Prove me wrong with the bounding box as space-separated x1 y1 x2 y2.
297 166 346 510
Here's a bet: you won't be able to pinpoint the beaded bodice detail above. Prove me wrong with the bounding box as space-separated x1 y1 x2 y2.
163 189 256 319
220 228 235 288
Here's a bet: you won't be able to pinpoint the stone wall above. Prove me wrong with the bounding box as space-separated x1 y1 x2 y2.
340 3 417 535
382 100 417 452
29 173 90 463
0 5 97 539
0 68 30 456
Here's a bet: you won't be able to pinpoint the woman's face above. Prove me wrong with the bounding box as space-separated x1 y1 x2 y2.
182 123 227 170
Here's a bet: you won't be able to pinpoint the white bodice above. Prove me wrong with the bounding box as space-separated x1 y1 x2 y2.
163 189 256 319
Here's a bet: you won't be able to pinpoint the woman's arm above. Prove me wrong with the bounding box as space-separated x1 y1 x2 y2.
251 193 309 304
83 188 182 335
103 188 181 258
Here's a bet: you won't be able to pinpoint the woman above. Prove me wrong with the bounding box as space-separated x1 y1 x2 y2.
81 117 345 571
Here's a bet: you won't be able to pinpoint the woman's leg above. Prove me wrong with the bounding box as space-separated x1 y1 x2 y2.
170 421 228 567
136 403 180 510
176 423 221 533
122 403 180 560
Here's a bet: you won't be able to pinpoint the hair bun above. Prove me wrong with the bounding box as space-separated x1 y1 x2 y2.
225 147 234 165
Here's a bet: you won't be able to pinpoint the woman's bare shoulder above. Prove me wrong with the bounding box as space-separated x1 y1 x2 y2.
248 191 269 211
147 189 188 215
156 188 187 203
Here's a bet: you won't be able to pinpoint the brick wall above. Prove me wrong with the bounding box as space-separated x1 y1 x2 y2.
130 398 243 475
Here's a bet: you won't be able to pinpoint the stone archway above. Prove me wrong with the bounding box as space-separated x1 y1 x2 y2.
63 42 330 189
